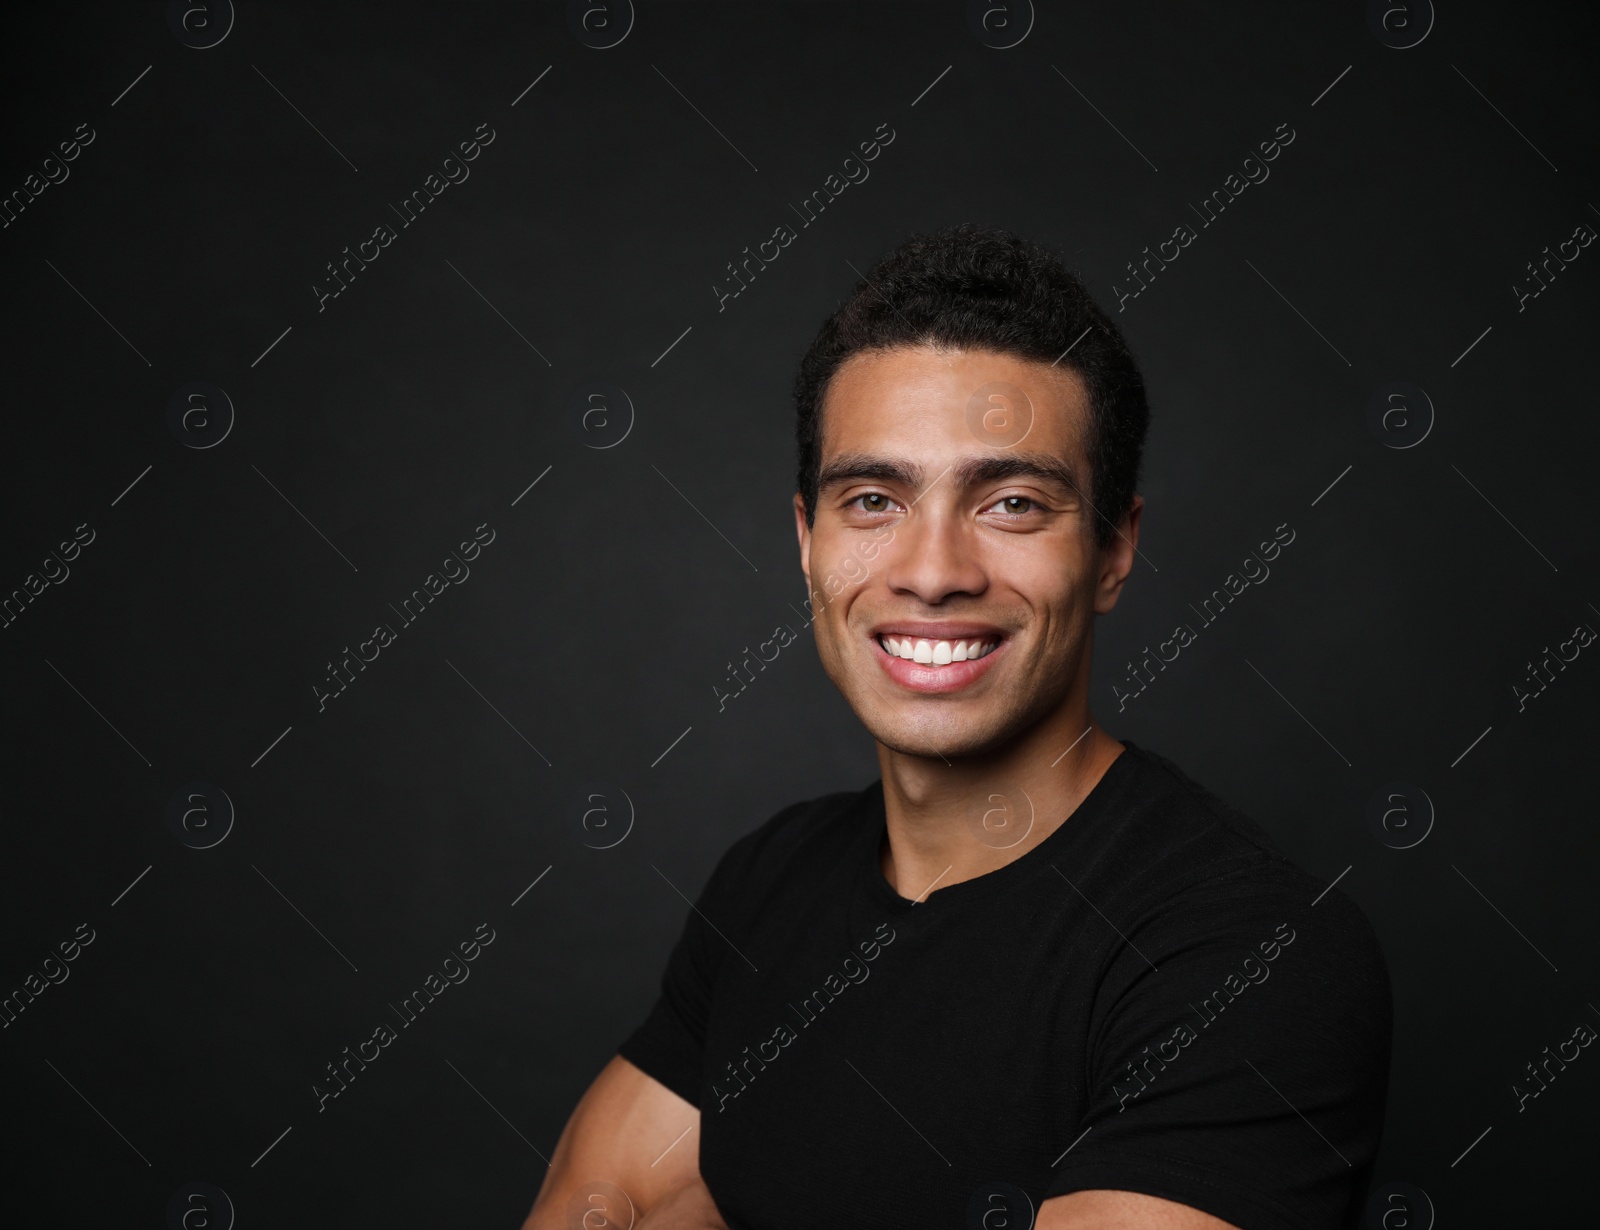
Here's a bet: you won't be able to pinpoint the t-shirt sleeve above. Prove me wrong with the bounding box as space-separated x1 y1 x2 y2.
1046 866 1393 1230
616 821 776 1109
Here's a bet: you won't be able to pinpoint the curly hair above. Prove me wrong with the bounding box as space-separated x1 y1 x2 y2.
793 224 1149 547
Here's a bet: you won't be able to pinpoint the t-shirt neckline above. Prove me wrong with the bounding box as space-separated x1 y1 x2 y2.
858 739 1143 913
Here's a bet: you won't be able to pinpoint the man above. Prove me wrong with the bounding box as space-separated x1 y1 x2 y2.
522 225 1391 1229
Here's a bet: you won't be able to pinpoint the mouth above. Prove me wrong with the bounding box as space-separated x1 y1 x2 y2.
875 633 1000 666
869 626 1008 694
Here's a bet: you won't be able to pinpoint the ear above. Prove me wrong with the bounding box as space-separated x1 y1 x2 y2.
1093 493 1142 616
793 492 814 592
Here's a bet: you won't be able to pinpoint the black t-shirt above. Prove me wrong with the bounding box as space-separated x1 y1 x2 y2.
619 741 1392 1230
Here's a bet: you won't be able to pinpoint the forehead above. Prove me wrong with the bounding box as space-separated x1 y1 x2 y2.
818 345 1091 468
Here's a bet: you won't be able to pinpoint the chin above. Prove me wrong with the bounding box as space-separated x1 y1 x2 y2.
863 707 1023 761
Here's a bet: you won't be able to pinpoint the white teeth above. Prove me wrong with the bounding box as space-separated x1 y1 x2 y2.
879 635 997 665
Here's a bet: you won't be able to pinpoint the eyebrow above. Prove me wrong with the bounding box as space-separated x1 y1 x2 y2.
817 451 1085 500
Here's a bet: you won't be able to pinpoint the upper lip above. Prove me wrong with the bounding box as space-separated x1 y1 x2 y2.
869 621 1006 640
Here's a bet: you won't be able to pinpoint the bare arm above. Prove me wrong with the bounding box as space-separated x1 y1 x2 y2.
632 1176 728 1229
521 1054 724 1229
522 1060 1237 1229
1036 1189 1240 1229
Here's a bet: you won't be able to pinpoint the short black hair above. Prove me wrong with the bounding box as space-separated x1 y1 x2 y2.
794 224 1149 548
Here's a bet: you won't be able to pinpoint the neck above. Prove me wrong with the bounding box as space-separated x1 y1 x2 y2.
874 689 1123 901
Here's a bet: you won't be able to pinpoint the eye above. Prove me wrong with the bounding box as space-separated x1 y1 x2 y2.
988 495 1035 515
850 492 898 514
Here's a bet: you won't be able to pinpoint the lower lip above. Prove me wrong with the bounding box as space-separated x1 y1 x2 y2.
873 636 1006 694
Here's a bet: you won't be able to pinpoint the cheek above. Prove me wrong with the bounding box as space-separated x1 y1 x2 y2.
992 547 1093 647
992 541 1083 601
809 552 874 649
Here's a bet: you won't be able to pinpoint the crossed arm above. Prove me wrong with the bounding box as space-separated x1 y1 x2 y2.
519 1056 1237 1230
521 1055 714 1229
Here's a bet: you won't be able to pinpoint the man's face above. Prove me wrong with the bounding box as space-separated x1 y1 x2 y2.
794 344 1139 761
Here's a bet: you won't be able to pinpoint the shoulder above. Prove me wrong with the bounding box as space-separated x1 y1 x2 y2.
1115 742 1293 865
1100 743 1336 912
1090 743 1392 1033
703 782 878 894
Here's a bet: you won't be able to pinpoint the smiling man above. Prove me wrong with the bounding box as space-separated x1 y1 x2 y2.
522 226 1392 1230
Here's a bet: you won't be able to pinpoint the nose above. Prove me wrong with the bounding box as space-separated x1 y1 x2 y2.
881 507 987 606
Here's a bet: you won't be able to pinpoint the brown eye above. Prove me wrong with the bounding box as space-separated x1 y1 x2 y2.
856 493 892 513
996 496 1033 514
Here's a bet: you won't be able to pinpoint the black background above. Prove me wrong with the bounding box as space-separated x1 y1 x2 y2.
2 2 1596 1226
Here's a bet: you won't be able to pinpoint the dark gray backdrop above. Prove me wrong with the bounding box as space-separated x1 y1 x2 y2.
3 1 1596 1226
